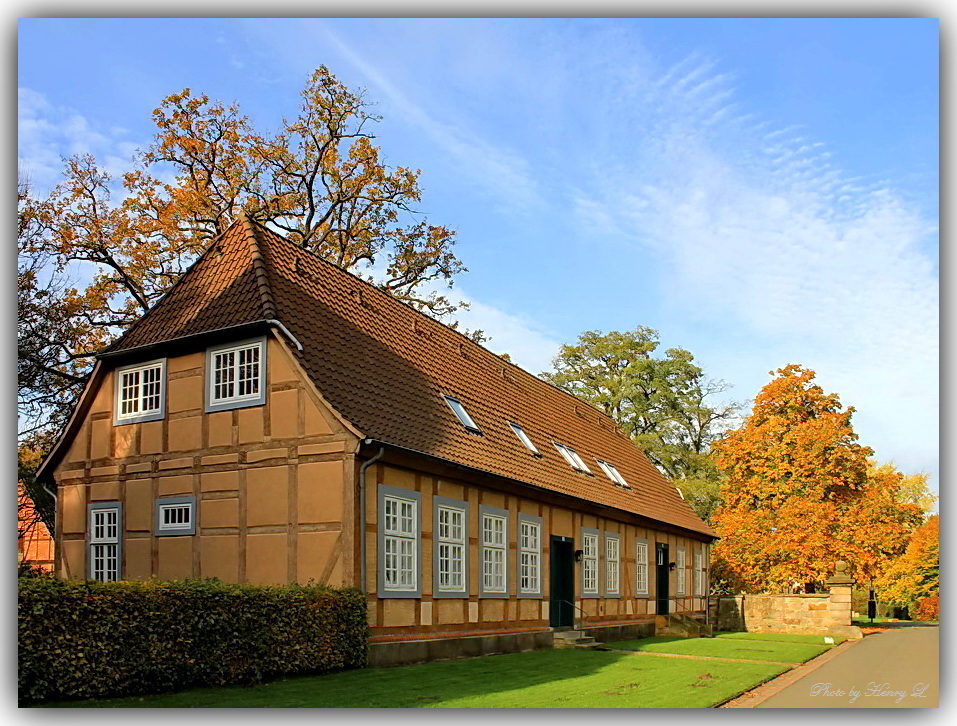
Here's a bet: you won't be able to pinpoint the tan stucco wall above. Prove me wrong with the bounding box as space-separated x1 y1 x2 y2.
54 335 359 587
366 461 710 637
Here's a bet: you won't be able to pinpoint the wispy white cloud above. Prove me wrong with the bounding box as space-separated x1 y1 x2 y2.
18 87 139 194
571 50 938 485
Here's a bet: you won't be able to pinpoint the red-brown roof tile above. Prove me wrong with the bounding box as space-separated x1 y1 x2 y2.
100 217 716 538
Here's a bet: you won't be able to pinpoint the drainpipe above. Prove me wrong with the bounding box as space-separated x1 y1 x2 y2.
358 442 386 592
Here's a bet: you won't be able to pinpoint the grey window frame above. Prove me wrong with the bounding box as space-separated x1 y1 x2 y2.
636 537 650 595
155 495 197 536
88 501 122 581
604 531 621 597
114 359 167 425
516 512 544 598
479 504 509 598
508 421 541 456
205 336 267 413
432 495 469 599
676 546 687 596
580 526 600 598
442 395 482 434
377 484 422 598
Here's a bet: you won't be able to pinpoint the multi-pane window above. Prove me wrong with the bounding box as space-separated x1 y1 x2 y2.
676 548 687 596
115 360 165 423
207 338 266 411
518 518 541 594
554 442 592 474
596 459 630 489
481 511 507 595
155 496 196 536
436 505 466 594
89 503 120 582
605 535 620 595
582 530 599 595
443 395 482 434
383 494 417 592
636 539 649 595
508 422 540 455
694 551 706 596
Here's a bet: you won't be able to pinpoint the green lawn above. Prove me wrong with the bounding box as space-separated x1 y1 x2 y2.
41 649 789 709
610 635 831 663
713 631 846 645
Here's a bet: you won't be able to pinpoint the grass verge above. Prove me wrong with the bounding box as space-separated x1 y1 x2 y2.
40 649 790 709
609 635 830 663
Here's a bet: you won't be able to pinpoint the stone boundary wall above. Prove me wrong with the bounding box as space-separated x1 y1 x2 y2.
711 574 862 639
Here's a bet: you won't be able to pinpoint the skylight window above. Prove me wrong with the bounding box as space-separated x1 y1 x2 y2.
554 442 592 474
508 422 540 455
443 395 482 434
596 459 631 489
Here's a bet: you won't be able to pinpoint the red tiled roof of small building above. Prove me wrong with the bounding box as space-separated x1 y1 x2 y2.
105 217 716 538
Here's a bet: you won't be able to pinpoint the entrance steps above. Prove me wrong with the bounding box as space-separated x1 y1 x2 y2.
655 613 713 638
552 629 606 650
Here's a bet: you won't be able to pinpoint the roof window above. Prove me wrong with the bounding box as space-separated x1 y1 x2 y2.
596 459 631 489
508 422 541 456
443 395 482 434
554 442 592 474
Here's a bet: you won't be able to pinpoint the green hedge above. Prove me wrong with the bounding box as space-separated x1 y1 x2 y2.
19 577 368 704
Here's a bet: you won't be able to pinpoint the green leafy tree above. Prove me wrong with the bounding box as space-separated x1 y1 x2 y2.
541 327 738 522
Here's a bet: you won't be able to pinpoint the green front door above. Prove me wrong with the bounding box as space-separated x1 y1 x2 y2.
550 536 575 627
656 543 670 615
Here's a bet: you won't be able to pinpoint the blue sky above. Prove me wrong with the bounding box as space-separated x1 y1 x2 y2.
17 17 939 498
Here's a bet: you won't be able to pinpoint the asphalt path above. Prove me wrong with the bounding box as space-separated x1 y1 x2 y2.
754 624 939 708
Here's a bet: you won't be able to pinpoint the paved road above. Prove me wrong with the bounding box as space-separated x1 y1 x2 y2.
755 624 939 708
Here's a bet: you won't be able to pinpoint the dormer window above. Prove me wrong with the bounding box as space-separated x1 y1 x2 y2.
443 395 482 434
508 422 540 455
596 459 631 489
554 442 592 474
114 359 166 425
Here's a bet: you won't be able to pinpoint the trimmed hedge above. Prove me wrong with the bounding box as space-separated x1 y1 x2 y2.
19 577 368 704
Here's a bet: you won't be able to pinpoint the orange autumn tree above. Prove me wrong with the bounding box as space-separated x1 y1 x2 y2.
874 514 939 609
711 365 921 593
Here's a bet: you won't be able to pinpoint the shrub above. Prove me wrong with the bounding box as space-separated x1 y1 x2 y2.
915 595 939 622
18 577 368 704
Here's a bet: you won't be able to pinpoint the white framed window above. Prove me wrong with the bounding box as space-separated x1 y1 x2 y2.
383 497 417 591
206 338 266 412
596 459 630 489
581 528 599 597
508 422 540 455
435 502 467 595
694 550 706 596
114 359 166 424
676 548 687 596
605 534 620 596
88 502 121 581
518 514 543 597
554 442 592 474
636 538 649 595
443 395 482 434
155 496 196 536
480 505 508 597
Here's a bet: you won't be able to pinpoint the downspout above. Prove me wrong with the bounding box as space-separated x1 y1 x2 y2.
358 442 386 592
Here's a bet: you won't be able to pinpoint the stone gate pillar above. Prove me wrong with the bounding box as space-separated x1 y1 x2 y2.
825 561 863 639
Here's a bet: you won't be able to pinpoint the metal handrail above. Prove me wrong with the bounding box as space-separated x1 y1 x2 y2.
557 599 588 633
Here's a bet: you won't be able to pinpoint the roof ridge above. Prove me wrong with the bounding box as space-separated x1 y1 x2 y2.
240 213 278 321
241 218 625 431
99 221 248 356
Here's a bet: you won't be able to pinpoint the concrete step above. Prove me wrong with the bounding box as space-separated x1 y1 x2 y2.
552 630 606 649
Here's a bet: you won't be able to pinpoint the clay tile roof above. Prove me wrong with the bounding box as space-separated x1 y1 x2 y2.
105 217 715 538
